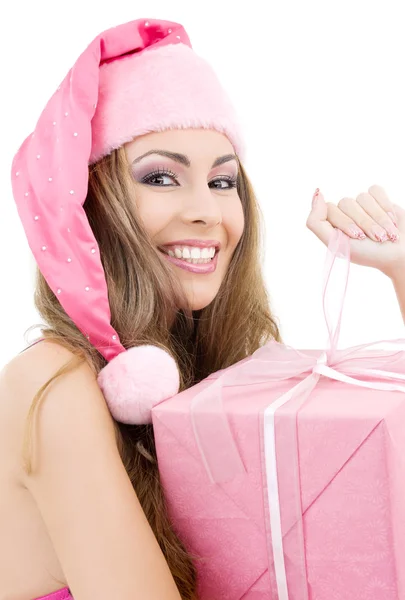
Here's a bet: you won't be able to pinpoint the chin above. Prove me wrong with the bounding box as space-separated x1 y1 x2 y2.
190 300 213 311
179 279 222 312
187 291 218 311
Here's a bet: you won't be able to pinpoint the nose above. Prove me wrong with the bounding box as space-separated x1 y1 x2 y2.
179 180 222 227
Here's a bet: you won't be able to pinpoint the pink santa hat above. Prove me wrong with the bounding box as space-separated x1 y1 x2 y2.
11 18 245 424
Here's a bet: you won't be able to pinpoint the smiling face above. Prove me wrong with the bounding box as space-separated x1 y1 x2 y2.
124 129 245 311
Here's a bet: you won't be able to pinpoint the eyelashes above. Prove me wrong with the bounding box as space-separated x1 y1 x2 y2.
139 167 238 189
140 167 178 186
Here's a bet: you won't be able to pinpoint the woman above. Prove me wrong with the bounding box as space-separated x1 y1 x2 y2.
1 17 405 600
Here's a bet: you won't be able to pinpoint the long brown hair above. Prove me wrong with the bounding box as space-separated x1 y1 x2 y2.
22 145 282 599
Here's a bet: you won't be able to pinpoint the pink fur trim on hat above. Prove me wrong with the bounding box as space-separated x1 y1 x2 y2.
90 43 245 163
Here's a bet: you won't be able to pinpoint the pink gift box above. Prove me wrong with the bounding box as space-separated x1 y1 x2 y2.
152 230 405 600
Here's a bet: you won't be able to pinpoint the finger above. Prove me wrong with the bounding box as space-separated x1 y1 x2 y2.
335 195 389 242
356 192 399 242
368 184 398 226
306 189 339 246
392 202 405 228
325 201 367 240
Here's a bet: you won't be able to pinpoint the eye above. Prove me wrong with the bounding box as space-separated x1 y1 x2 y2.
141 168 179 187
209 176 238 190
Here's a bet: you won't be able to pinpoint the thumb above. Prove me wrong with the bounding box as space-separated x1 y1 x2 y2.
306 188 335 246
310 188 328 219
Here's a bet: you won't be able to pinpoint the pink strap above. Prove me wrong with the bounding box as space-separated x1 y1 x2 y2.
33 588 72 600
19 338 46 354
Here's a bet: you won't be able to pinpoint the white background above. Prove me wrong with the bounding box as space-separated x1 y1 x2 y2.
1 0 405 368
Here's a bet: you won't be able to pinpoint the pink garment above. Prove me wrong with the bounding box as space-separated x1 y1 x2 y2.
33 589 72 600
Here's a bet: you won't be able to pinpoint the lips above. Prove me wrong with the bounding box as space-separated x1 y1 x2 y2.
160 247 219 274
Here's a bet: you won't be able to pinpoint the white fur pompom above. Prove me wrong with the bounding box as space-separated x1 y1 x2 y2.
97 345 180 424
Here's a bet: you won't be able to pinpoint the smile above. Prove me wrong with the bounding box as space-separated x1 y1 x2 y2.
159 249 219 274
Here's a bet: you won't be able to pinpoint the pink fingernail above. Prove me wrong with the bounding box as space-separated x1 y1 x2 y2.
388 231 400 242
371 226 389 242
349 226 366 239
311 188 320 208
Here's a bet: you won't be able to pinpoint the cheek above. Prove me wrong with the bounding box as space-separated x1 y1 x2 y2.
225 200 245 245
136 197 173 237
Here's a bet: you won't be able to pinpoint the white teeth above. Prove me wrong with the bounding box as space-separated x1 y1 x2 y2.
166 245 216 260
165 245 217 264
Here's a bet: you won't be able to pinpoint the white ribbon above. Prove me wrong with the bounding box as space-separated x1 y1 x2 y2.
264 350 405 599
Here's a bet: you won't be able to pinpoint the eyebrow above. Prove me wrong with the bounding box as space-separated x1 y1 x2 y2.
131 150 238 169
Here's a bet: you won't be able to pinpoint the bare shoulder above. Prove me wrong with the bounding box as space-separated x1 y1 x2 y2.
0 339 116 480
0 341 182 597
1 339 77 395
1 338 95 402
